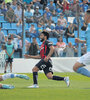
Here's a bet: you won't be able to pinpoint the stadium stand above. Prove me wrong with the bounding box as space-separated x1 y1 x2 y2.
0 0 89 58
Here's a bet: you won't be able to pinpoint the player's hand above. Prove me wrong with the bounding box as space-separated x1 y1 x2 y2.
44 56 50 62
75 38 80 43
24 54 31 58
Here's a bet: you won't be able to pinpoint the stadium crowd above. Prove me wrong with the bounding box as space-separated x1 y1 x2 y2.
0 0 90 57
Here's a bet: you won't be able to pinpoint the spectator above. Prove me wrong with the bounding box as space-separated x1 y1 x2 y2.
40 0 47 9
47 0 56 15
62 0 70 16
7 34 22 58
33 6 42 23
8 34 21 50
65 42 76 57
4 37 14 73
55 19 65 37
28 37 39 55
43 7 52 23
45 21 59 37
14 4 22 26
0 1 7 15
5 7 16 23
5 0 12 9
24 6 33 23
36 23 43 36
73 17 84 30
80 0 88 16
54 37 66 57
46 20 55 30
27 24 38 38
55 0 63 9
59 13 67 28
0 27 6 51
23 0 32 4
54 0 63 5
64 23 75 43
10 0 17 11
70 0 78 16
33 0 43 9
55 0 63 15
19 39 30 54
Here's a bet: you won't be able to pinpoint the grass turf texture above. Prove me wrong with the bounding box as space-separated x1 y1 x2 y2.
0 72 90 100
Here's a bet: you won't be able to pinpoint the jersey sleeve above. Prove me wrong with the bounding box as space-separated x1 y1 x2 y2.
46 40 53 48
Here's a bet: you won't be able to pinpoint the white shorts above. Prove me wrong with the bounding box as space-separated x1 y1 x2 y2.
77 52 90 66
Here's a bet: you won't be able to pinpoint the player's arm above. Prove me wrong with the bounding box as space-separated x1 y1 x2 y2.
13 34 21 39
5 50 10 57
5 46 10 57
47 45 54 57
75 38 86 43
24 54 41 59
44 45 54 62
9 46 15 57
9 49 15 57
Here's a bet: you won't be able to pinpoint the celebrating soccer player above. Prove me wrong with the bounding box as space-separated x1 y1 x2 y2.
24 31 70 88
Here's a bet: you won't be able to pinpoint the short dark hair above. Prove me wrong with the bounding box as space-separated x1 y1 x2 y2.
8 36 11 40
86 9 90 15
42 31 49 39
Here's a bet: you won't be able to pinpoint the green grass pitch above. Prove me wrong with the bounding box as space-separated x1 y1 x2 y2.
0 72 90 100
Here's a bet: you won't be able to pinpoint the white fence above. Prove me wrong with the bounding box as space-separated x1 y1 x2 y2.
0 51 6 68
0 57 90 73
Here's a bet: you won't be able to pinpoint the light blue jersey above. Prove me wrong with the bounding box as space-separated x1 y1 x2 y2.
86 23 90 52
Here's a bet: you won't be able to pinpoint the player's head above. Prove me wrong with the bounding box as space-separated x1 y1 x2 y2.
86 9 90 15
8 37 12 43
58 37 63 42
84 9 90 23
40 31 49 42
32 37 36 43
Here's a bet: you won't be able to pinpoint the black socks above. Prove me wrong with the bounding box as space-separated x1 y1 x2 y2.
53 76 64 81
33 72 38 84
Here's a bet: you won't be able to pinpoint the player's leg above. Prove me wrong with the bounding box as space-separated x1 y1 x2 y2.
10 63 12 73
73 53 90 77
10 58 13 73
32 66 39 85
73 62 90 77
0 83 15 89
4 61 8 73
44 59 70 87
0 75 15 89
1 73 29 81
45 70 70 87
27 66 39 88
27 59 44 88
46 72 64 80
73 62 84 72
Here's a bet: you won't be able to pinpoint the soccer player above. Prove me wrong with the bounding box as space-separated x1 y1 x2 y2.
73 9 90 77
0 73 29 89
24 31 70 88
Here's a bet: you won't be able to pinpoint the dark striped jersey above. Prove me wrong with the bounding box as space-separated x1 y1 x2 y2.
40 40 53 59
